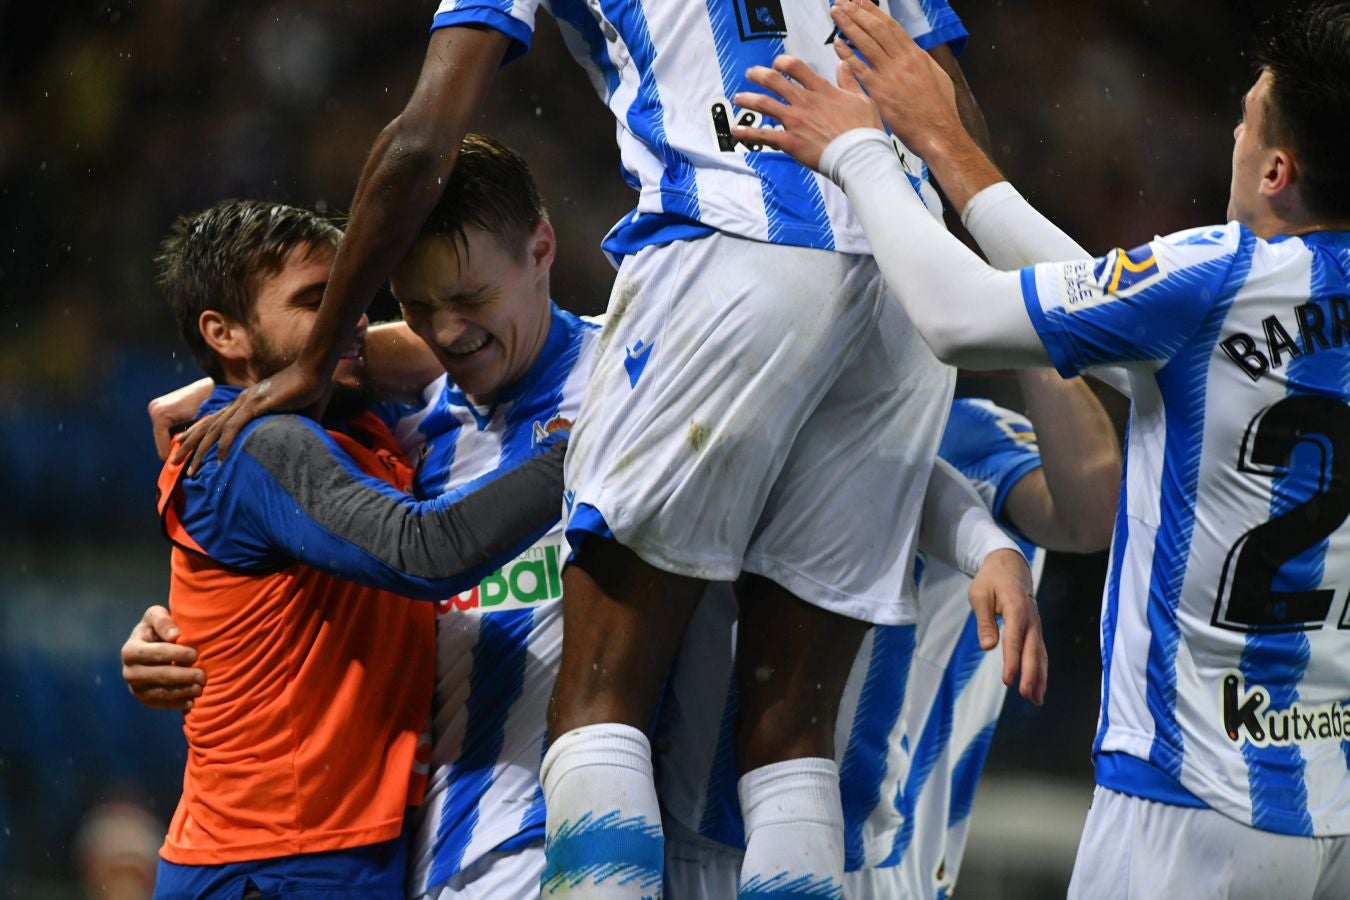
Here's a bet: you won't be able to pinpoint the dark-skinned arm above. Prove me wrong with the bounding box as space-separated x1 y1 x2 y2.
175 26 511 472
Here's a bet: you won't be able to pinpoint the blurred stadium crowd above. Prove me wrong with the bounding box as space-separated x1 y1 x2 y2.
0 0 1268 895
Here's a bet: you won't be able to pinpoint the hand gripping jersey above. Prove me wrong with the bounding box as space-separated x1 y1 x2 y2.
393 305 602 893
654 397 1043 892
430 0 963 258
157 386 560 870
1021 224 1350 836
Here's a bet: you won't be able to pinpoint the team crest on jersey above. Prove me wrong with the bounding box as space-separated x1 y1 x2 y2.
1221 671 1350 748
532 415 572 445
736 0 788 40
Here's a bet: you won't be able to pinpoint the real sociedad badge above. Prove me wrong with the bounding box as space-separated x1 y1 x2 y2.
736 0 788 41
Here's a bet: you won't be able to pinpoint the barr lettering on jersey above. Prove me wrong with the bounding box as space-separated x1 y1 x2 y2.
1223 671 1350 747
440 534 565 614
1219 296 1350 382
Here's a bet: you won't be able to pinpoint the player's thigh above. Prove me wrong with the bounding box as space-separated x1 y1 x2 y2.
564 234 886 582
417 842 545 900
1068 786 1324 900
664 831 741 900
743 286 955 626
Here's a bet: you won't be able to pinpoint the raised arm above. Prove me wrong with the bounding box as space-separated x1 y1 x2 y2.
175 27 511 472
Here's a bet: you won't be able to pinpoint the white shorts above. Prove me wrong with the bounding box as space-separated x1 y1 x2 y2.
1068 786 1350 900
414 842 544 900
565 233 954 625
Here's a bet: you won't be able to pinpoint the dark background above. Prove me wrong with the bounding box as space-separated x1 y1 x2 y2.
0 0 1271 895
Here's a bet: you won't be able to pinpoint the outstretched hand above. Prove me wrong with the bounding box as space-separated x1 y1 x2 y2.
731 54 881 171
967 548 1048 705
170 361 328 475
827 0 964 160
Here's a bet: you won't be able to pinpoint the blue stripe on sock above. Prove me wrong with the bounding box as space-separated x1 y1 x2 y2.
542 810 664 892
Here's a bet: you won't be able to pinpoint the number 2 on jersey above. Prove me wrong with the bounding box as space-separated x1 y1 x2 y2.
1213 395 1350 633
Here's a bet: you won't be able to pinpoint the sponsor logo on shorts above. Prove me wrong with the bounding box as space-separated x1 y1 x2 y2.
438 534 564 615
1221 670 1350 747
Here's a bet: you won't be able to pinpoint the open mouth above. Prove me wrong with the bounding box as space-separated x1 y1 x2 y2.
446 333 492 358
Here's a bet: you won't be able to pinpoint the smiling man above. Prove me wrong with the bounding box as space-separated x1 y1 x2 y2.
147 199 568 900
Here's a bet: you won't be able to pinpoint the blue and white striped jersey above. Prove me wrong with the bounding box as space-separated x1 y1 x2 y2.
1022 223 1350 837
654 398 1043 890
430 0 964 258
392 304 601 893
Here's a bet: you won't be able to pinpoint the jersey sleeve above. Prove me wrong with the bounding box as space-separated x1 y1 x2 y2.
430 0 542 64
176 415 565 600
1020 222 1252 377
890 0 968 56
938 398 1041 528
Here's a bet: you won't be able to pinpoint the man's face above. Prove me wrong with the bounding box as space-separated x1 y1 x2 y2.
247 241 372 415
1228 69 1276 225
390 224 552 405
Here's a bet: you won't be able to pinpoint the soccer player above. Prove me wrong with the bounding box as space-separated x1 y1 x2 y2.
164 4 1049 894
145 198 566 899
658 374 1120 900
128 133 1041 899
734 0 1350 895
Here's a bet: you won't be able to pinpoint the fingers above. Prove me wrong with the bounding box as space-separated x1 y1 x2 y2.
122 668 204 711
835 59 866 96
1021 617 1049 706
143 604 181 642
737 70 793 119
731 124 792 153
170 411 214 465
772 54 830 92
968 583 1001 652
830 0 894 66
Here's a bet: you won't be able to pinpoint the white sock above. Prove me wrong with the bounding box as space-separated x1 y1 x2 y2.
540 723 665 898
737 758 845 900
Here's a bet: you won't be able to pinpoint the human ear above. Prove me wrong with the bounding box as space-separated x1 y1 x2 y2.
198 310 251 364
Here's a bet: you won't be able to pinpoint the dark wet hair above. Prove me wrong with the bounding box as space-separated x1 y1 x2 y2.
418 133 547 262
156 200 341 380
1255 1 1350 220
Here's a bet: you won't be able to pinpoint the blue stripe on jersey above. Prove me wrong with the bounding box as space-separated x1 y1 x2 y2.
597 0 701 222
910 0 969 55
700 671 746 847
1240 244 1350 835
703 0 835 249
1092 422 1132 758
838 625 916 871
883 615 986 866
431 6 534 64
947 720 997 828
551 0 621 100
429 608 538 886
1143 228 1256 779
516 765 548 847
414 394 464 499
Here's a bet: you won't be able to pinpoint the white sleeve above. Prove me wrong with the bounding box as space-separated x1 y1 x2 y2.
960 183 1133 397
820 129 1048 370
918 458 1022 579
960 181 1090 269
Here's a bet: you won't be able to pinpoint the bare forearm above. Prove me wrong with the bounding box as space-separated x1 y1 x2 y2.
366 321 442 404
299 27 509 378
1014 370 1121 552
